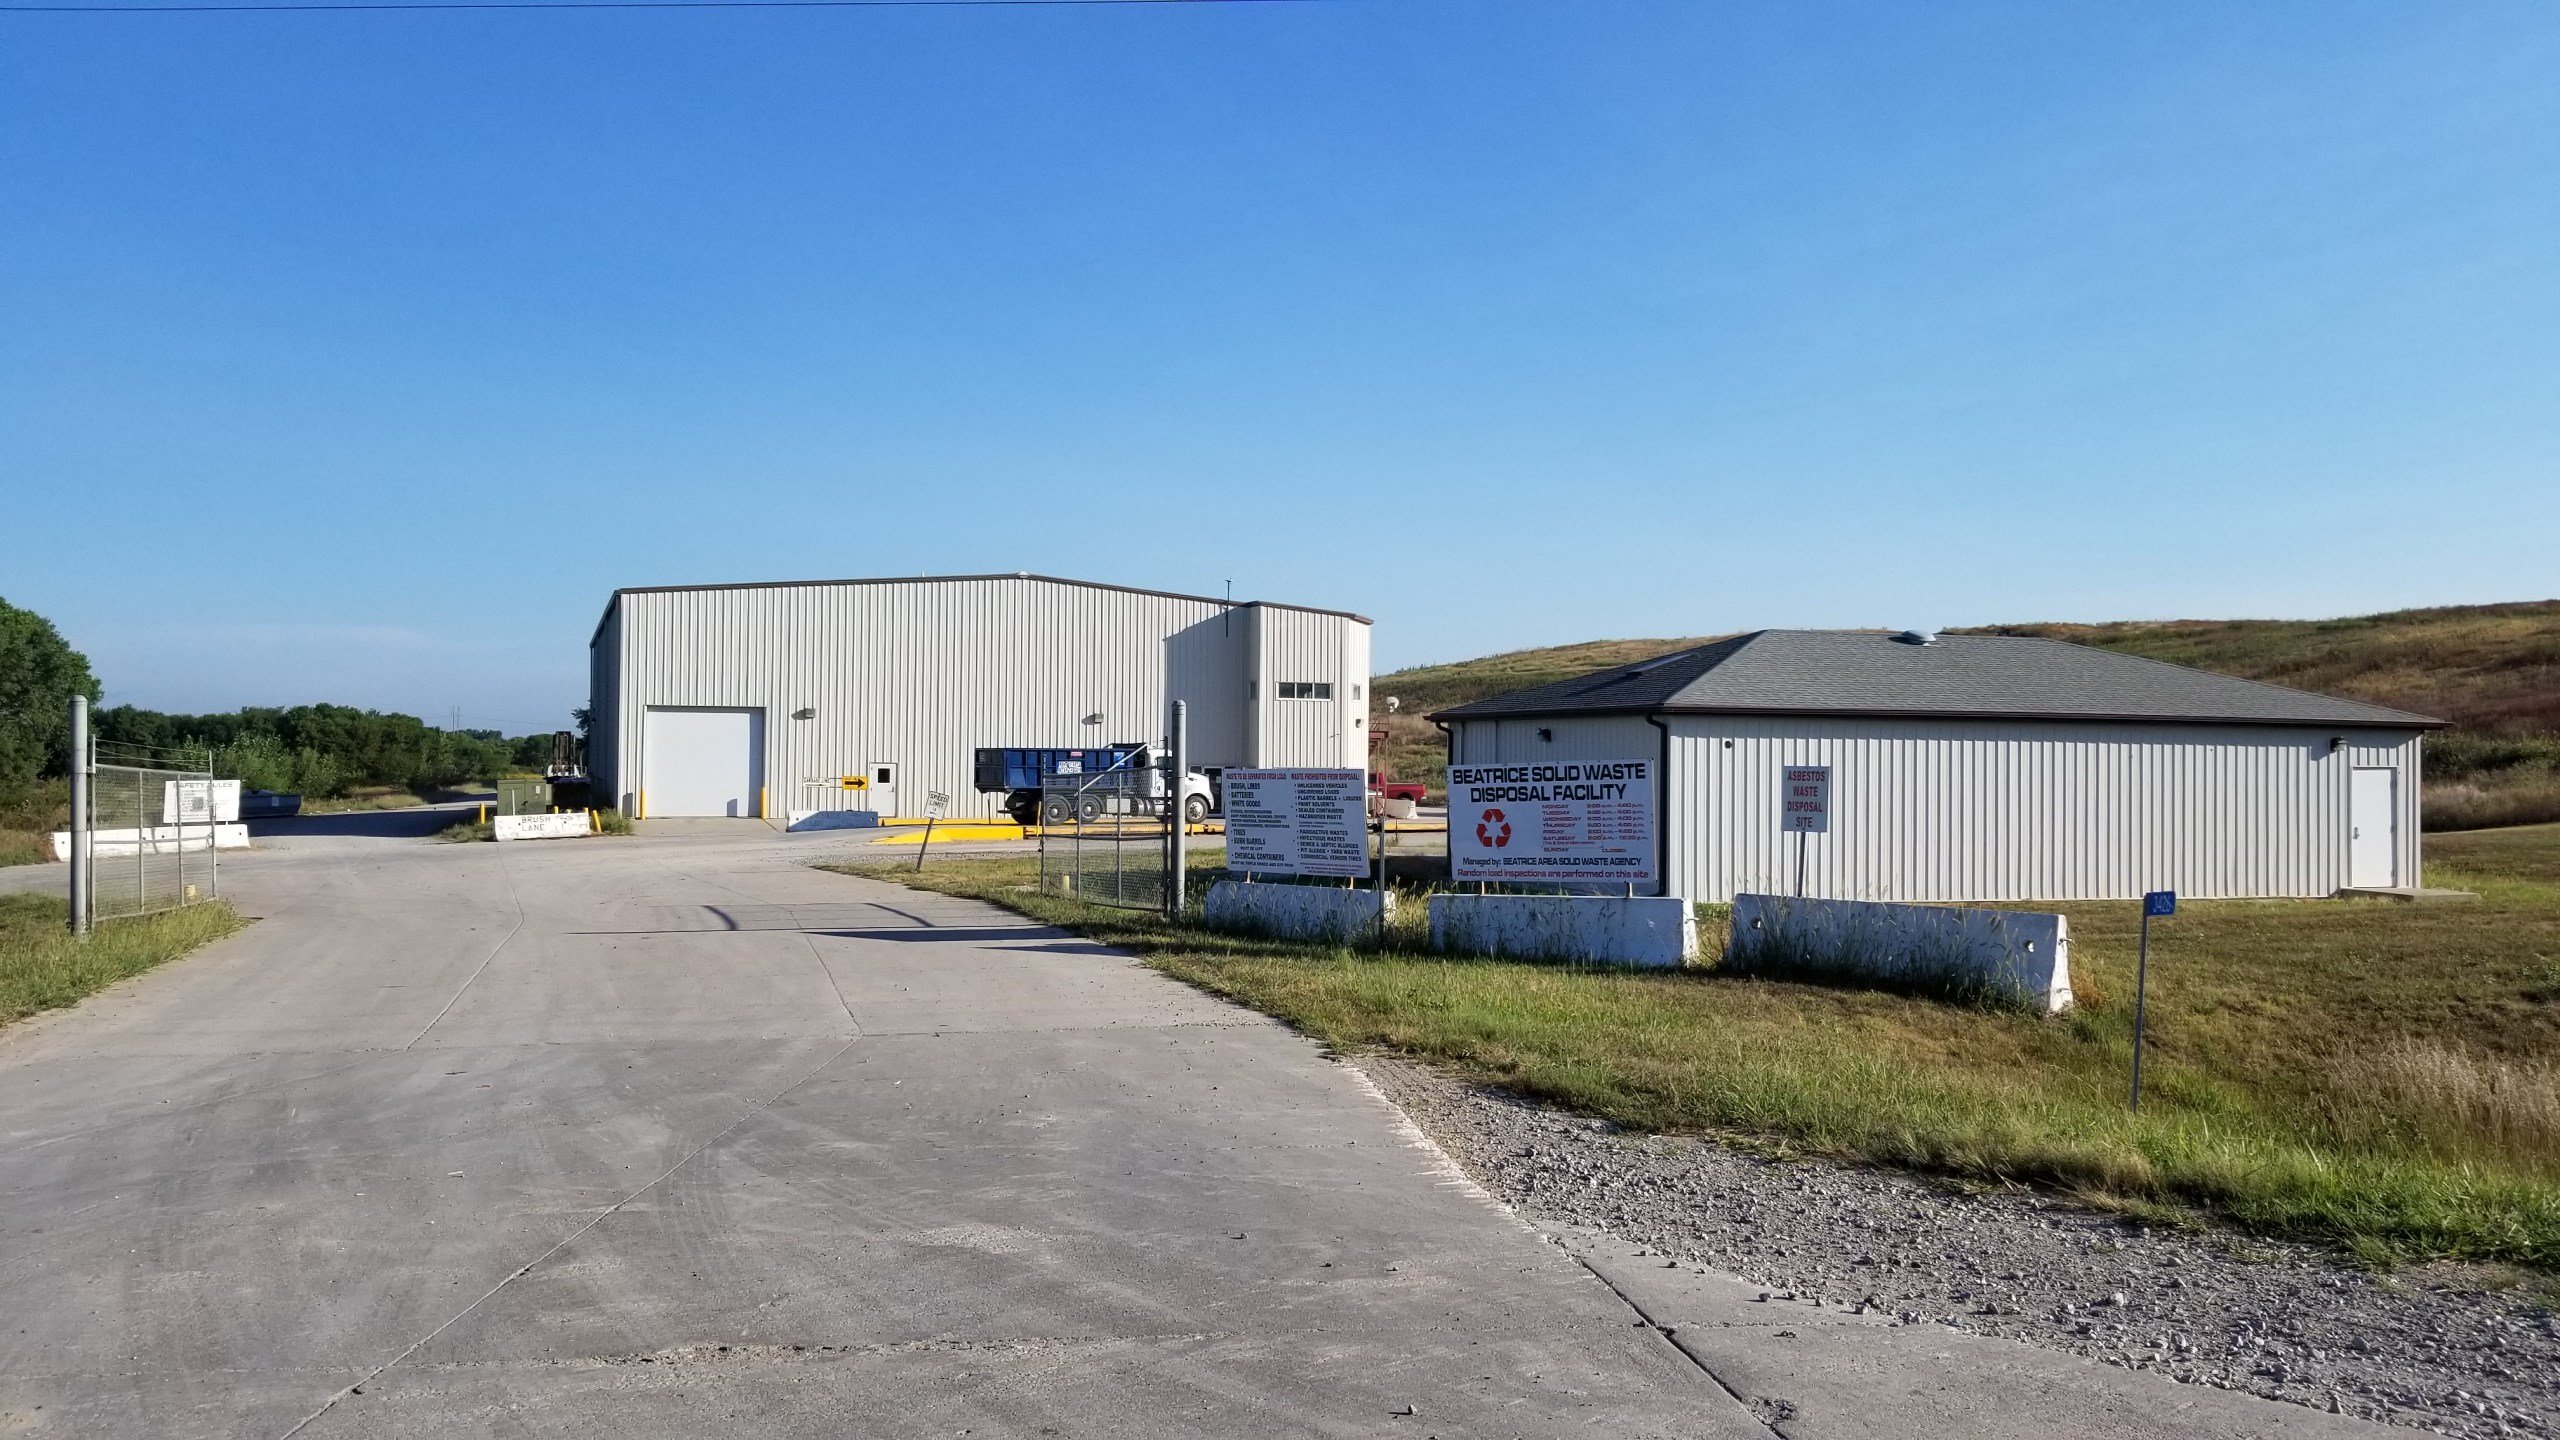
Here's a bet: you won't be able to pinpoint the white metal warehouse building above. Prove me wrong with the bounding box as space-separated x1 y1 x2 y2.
1434 630 2443 904
588 573 1372 821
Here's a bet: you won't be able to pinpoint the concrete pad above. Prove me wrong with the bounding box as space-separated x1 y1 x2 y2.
0 827 1769 1438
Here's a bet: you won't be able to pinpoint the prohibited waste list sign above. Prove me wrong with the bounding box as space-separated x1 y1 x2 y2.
1223 768 1371 878
1447 759 1657 890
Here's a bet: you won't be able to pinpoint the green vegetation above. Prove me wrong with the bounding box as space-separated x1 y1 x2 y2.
0 778 68 868
1370 636 1723 795
0 596 577 864
0 598 102 864
1368 601 2560 828
0 893 245 1027
97 704 555 800
837 824 2560 1268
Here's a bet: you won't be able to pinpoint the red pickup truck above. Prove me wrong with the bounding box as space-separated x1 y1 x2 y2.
1369 773 1428 804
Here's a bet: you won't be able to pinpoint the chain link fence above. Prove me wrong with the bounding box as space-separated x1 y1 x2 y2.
84 762 221 922
1036 763 1170 911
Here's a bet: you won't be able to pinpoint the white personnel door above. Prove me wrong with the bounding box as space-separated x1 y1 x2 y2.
643 707 764 817
867 762 899 817
2349 767 2398 889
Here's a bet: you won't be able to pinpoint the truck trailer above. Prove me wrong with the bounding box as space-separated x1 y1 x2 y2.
973 745 1216 827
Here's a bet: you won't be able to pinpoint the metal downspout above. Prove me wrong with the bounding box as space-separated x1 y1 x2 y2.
1644 713 1673 897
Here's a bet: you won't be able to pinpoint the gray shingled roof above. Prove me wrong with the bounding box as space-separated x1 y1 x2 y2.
1430 630 2445 729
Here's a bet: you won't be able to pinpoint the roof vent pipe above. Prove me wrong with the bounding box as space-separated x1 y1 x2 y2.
1895 629 1939 646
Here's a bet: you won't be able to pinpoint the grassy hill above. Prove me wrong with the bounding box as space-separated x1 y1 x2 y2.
1369 602 2560 829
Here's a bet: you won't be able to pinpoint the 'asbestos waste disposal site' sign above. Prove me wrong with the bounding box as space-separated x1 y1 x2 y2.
1782 765 1832 832
1448 759 1656 889
1222 768 1371 878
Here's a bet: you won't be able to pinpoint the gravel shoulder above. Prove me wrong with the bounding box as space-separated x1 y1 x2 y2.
1359 1055 2560 1440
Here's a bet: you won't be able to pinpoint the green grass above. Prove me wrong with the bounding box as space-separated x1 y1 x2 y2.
300 784 493 815
0 893 245 1026
832 829 2560 1269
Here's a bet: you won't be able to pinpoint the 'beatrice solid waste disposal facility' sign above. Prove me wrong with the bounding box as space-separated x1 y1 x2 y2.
1448 759 1657 890
1222 768 1371 878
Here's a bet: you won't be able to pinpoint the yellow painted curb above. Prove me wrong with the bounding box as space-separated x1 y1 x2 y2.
865 823 1028 843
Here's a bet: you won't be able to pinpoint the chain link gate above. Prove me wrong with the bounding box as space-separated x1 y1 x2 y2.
85 761 220 922
1036 761 1170 911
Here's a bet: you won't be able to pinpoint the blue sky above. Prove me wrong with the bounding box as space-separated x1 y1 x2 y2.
4 0 2554 734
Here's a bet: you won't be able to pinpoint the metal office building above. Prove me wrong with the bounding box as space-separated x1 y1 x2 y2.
1436 630 2440 903
589 573 1372 820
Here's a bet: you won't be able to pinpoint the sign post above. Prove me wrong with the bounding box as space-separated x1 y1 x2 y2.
913 790 950 872
1780 766 1831 897
2130 890 2175 1111
1167 701 1190 918
67 696 89 937
1446 760 1657 892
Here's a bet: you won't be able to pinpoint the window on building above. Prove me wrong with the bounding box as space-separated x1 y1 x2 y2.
1278 681 1334 701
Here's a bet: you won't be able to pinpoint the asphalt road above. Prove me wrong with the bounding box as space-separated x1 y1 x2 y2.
0 822 2391 1438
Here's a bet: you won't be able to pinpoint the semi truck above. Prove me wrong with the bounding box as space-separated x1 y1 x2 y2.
972 745 1218 827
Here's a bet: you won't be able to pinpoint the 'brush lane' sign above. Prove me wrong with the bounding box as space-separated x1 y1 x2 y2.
1448 759 1657 890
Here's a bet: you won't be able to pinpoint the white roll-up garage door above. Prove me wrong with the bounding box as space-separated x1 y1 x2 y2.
642 707 765 817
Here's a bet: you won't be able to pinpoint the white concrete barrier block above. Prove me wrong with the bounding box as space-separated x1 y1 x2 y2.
50 824 249 861
786 809 883 832
1428 893 1698 968
1727 894 2072 1013
493 812 591 842
1203 880 1394 945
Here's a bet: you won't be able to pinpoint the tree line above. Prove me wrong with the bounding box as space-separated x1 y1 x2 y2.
2 595 558 805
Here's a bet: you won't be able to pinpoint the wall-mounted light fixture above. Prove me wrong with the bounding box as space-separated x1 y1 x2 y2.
1081 712 1106 727
792 707 815 721
1537 727 1554 743
2328 736 2346 754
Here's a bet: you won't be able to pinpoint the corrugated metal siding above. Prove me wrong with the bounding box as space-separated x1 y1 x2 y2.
587 606 621 804
599 576 1368 819
1448 715 1662 766
1248 605 1370 768
1453 712 2424 902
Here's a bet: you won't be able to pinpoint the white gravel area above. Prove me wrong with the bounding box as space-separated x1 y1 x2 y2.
1360 1056 2560 1440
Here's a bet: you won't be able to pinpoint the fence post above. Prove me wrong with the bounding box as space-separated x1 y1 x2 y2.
1167 701 1188 919
67 697 90 936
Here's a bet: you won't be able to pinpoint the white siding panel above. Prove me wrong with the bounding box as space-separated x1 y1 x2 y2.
1454 713 2426 903
1249 605 1370 768
1447 715 1662 768
594 577 1368 820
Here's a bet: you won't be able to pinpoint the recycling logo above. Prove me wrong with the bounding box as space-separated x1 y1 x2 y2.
1475 807 1512 849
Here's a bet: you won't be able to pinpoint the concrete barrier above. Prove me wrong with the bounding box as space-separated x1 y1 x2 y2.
494 812 591 842
1427 893 1697 968
1726 894 2072 1013
1203 880 1394 945
49 824 249 861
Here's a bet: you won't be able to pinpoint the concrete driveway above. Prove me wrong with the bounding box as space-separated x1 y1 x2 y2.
0 826 2392 1439
0 826 1761 1438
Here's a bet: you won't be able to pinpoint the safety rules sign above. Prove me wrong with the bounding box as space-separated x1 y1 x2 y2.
1447 759 1656 889
1222 768 1371 879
